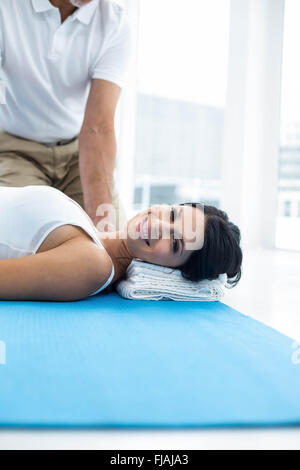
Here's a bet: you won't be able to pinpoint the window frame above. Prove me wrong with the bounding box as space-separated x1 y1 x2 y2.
117 0 285 249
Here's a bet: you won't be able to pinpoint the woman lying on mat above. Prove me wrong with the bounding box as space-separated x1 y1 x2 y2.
0 185 242 301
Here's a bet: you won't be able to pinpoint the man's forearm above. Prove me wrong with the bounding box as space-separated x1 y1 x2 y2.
79 128 116 225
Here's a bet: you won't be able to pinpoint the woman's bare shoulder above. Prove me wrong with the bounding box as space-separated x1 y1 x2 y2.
68 236 114 290
0 235 113 301
41 234 114 299
92 244 114 283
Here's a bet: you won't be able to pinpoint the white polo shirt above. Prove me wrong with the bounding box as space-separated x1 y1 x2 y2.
0 0 131 142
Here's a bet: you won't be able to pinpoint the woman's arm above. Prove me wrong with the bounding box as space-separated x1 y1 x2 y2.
0 237 112 301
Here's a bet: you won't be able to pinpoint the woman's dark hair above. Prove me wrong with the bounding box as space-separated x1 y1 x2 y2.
178 203 242 288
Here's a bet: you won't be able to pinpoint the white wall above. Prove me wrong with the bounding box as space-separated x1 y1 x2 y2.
115 0 139 213
221 0 285 250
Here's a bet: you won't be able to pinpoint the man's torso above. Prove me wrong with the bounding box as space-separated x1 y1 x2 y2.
0 0 126 142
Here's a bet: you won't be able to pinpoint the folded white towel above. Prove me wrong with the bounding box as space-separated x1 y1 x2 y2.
116 259 227 301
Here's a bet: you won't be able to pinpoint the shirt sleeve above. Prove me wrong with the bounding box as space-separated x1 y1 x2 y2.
91 10 131 88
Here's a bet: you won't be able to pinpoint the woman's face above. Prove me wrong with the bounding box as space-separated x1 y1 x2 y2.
125 204 206 268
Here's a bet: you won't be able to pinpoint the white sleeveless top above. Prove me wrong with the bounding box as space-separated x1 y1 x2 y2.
0 185 115 296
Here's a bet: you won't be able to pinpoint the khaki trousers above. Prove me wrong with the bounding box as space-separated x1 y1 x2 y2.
0 131 125 230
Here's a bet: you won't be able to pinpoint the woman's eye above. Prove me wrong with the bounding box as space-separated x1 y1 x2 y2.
172 238 179 253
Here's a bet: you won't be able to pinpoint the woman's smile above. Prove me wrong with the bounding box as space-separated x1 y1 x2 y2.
136 213 152 245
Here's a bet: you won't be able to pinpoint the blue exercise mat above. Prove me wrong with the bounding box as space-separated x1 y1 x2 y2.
0 292 299 427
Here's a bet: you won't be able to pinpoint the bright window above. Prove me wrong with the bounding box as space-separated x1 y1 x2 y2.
133 0 230 211
276 0 300 250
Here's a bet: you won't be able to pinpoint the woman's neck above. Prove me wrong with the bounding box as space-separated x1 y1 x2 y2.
98 232 133 283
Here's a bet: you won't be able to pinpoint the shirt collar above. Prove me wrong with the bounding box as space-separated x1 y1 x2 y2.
31 0 55 13
74 0 99 25
31 0 99 25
